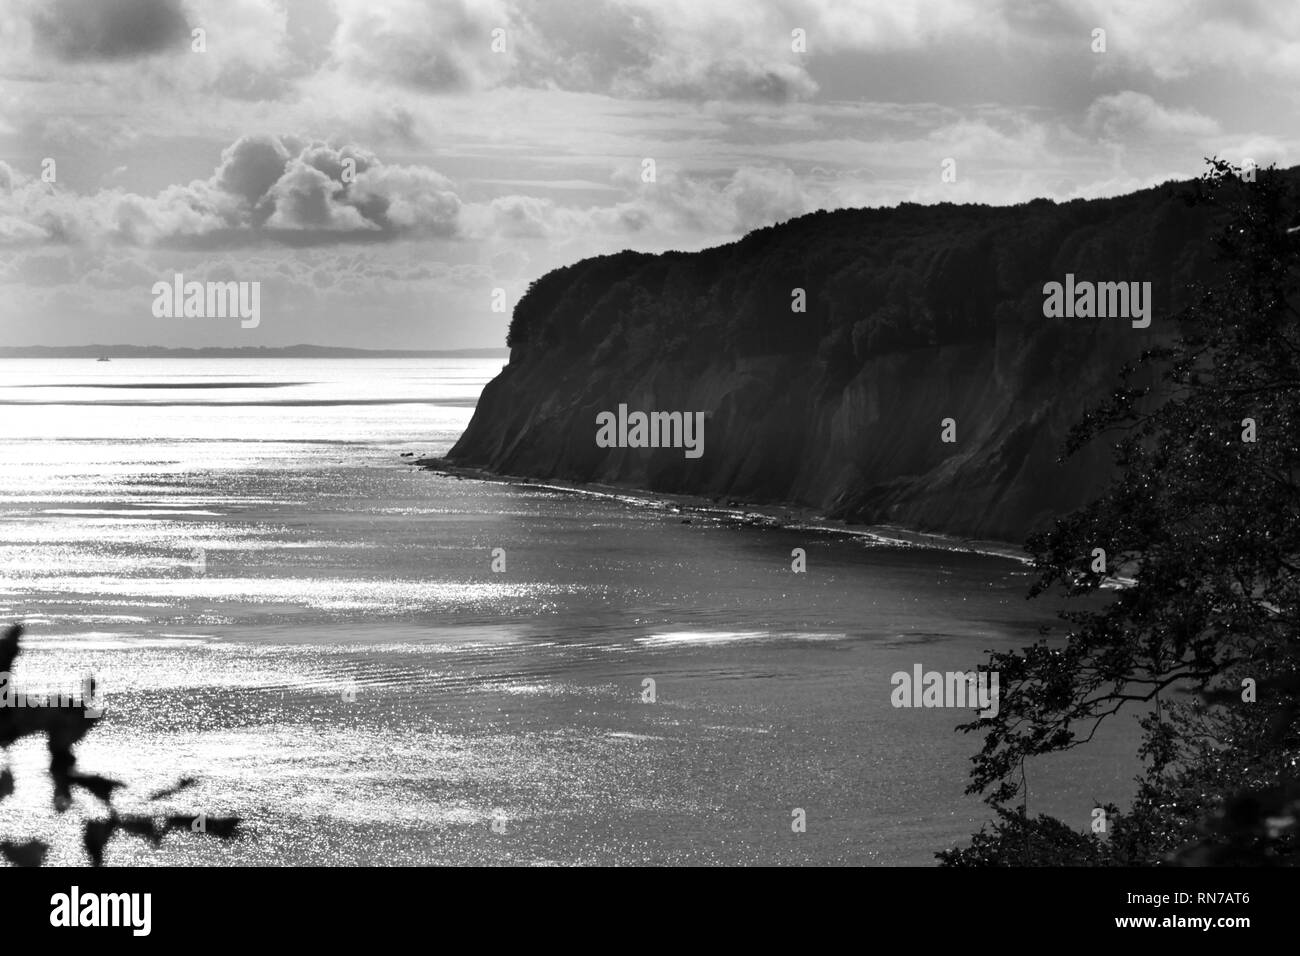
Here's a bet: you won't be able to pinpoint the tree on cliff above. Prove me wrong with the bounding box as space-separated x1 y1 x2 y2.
943 159 1300 865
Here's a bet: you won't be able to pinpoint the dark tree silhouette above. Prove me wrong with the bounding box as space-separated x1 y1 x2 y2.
944 159 1300 865
0 622 241 866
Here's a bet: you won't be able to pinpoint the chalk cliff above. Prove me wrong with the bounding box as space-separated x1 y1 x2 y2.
448 179 1225 542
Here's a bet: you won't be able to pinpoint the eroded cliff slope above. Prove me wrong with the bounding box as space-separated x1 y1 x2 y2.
449 179 1226 542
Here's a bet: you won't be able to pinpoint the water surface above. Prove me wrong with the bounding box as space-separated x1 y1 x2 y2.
0 358 1139 865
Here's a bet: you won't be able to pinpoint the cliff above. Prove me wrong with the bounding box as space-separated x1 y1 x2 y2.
448 178 1230 542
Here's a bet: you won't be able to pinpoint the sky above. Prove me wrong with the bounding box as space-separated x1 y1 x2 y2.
0 0 1297 349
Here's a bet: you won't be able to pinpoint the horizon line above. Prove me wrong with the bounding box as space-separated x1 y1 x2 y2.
0 344 509 357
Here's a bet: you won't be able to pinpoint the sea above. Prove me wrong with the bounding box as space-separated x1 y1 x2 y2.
0 357 1141 865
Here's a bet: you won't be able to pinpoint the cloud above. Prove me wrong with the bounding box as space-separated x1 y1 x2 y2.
31 0 190 62
0 135 463 248
605 165 811 233
321 0 1300 102
215 135 293 207
1072 0 1300 81
461 164 814 242
330 0 512 92
2 128 822 252
513 0 817 101
348 164 461 236
1085 91 1220 140
7 0 298 103
327 0 818 102
264 160 376 232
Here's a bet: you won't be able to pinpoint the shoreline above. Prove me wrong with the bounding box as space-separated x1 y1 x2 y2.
409 456 1033 566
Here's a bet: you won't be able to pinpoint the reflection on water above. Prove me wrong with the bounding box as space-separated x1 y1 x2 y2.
0 358 1139 865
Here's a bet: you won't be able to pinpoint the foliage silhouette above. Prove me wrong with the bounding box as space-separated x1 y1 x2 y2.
0 622 241 866
943 159 1300 865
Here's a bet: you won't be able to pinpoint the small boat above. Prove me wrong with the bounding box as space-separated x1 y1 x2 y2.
96 356 110 362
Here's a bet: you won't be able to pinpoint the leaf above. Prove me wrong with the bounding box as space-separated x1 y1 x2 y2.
0 839 48 868
148 776 198 802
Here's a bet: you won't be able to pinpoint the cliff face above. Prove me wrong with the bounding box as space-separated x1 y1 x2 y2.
449 180 1226 542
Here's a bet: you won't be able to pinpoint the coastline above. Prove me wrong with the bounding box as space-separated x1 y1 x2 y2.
409 455 1033 566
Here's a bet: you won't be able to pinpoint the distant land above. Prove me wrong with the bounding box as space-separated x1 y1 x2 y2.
0 345 509 359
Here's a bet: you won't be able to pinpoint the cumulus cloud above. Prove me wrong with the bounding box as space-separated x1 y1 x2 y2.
0 135 463 248
264 160 375 232
215 135 293 208
2 128 832 252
